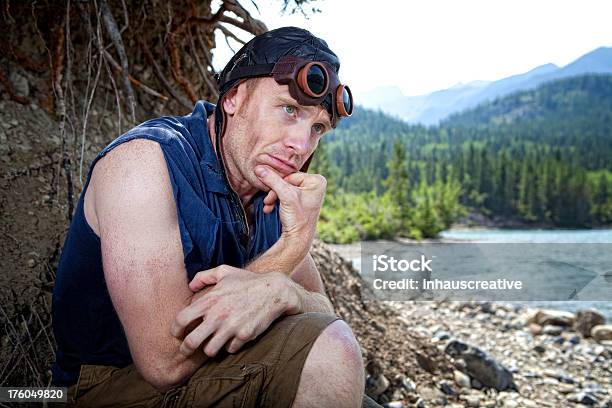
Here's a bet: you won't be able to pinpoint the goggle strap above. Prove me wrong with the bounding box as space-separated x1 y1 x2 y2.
221 63 275 85
221 61 305 86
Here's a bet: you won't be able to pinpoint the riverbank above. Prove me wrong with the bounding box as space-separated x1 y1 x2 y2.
384 299 611 407
322 242 612 407
455 212 612 230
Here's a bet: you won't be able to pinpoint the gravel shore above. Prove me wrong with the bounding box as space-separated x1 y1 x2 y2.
321 241 612 407
385 300 611 407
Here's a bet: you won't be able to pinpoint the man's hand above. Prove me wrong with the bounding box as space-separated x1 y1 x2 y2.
254 165 326 262
171 265 297 357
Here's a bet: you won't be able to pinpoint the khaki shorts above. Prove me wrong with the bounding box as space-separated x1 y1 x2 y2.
65 312 340 407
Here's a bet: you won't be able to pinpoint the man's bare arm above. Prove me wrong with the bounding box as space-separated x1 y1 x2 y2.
91 139 206 391
253 251 333 311
285 253 334 314
245 166 334 314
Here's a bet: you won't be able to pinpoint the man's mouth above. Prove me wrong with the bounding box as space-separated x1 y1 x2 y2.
264 154 299 174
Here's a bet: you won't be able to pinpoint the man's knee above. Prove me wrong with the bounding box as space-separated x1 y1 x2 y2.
311 320 364 371
293 319 364 407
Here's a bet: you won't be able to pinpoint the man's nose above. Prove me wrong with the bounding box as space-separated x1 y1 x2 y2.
284 123 312 156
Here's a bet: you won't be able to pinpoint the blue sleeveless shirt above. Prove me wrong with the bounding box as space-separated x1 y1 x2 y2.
51 101 282 386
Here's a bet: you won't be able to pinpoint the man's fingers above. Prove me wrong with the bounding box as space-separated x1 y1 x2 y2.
179 319 216 357
172 292 214 337
203 328 234 358
262 189 277 214
226 338 246 354
263 189 278 205
189 265 234 292
254 166 294 200
263 203 275 214
171 305 198 337
283 171 308 186
285 172 326 190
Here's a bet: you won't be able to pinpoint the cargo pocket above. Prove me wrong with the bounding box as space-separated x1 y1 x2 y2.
72 364 162 407
188 363 266 408
72 364 113 401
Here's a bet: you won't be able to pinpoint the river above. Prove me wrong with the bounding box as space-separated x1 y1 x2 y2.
331 228 612 319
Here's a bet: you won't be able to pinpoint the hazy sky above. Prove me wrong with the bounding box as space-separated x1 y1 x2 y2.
212 0 612 97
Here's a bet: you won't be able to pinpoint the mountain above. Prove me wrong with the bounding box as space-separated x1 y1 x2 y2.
330 73 612 182
442 73 612 171
359 47 612 125
443 73 612 131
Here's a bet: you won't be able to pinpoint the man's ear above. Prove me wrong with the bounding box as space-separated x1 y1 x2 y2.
222 82 248 116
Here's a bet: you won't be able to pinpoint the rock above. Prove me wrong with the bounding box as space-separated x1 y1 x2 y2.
528 309 575 327
559 374 576 384
574 309 605 337
582 382 607 395
479 302 494 314
527 323 542 335
591 325 612 342
558 383 577 394
383 402 404 408
520 399 538 408
502 400 518 408
367 374 389 397
445 339 517 391
439 380 456 396
415 352 437 373
538 377 559 386
27 259 36 268
552 335 565 345
532 344 546 353
542 368 575 384
541 325 564 335
567 392 598 405
567 334 581 345
495 308 508 319
432 330 451 341
416 385 445 402
460 395 481 407
454 369 471 388
395 375 416 393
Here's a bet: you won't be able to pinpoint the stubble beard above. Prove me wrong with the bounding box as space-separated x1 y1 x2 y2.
224 111 268 193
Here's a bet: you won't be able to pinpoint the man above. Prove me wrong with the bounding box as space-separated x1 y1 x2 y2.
51 26 377 407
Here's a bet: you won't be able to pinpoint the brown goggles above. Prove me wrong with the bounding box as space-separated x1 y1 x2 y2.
220 55 353 127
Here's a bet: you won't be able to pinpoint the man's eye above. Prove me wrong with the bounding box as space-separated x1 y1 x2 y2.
283 105 296 115
313 123 325 135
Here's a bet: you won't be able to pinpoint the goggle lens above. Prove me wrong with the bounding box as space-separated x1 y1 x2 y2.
335 85 353 117
306 64 327 96
342 86 353 115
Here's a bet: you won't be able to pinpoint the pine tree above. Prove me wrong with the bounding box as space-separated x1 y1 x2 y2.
384 138 411 233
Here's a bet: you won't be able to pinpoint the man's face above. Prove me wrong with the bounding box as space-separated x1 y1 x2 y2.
221 77 332 193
